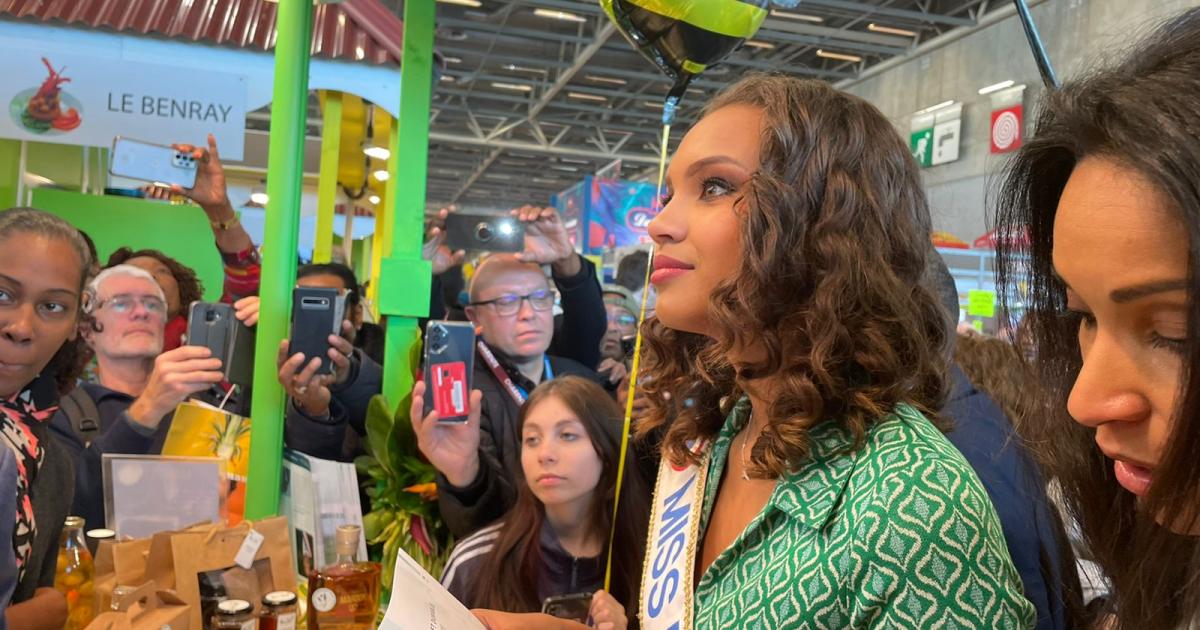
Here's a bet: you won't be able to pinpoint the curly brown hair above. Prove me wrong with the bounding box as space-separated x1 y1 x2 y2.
637 74 948 478
952 333 1041 431
105 247 204 316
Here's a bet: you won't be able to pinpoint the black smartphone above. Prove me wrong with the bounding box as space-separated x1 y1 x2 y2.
542 592 593 623
288 287 346 375
443 212 525 253
186 302 254 385
620 334 637 359
423 321 476 423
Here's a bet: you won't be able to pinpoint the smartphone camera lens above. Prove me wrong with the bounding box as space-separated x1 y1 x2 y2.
205 310 220 323
429 324 448 354
474 222 494 243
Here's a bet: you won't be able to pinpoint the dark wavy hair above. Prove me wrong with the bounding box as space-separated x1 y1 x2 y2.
465 376 649 617
993 9 1200 628
106 247 203 317
637 74 949 478
0 208 95 393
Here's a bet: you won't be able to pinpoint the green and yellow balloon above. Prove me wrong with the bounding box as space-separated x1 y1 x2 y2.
602 0 769 105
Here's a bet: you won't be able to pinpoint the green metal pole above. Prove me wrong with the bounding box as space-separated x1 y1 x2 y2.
245 0 313 521
314 91 343 264
379 0 435 408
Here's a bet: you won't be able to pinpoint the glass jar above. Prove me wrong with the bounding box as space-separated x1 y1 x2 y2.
54 516 95 630
213 599 257 630
260 591 298 630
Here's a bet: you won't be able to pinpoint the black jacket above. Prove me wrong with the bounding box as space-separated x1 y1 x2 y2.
437 353 603 538
430 255 607 370
440 519 603 610
16 376 74 604
283 347 383 463
48 383 170 532
943 364 1079 630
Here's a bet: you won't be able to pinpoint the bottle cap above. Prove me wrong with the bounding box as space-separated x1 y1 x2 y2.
87 528 116 540
335 524 361 556
263 591 297 607
217 599 252 615
64 516 85 529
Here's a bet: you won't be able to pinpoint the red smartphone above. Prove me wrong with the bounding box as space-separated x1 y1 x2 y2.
423 321 475 423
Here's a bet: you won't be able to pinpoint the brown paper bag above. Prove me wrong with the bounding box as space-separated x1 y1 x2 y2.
92 538 153 616
84 582 190 630
168 516 296 630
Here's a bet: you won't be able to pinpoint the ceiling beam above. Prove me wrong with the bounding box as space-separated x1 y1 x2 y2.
798 0 976 26
430 131 659 164
449 22 618 204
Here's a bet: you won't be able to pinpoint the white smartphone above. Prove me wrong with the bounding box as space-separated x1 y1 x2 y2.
109 136 198 189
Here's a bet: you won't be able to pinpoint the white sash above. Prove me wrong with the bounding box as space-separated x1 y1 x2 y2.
640 443 710 630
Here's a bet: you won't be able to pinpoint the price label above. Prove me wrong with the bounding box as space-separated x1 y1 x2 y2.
312 588 338 613
967 290 996 318
234 529 264 570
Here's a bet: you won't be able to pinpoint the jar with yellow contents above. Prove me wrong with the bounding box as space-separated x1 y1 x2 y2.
53 516 95 629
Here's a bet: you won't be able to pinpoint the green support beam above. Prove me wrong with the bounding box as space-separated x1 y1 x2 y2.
380 0 436 408
314 91 343 264
245 0 313 520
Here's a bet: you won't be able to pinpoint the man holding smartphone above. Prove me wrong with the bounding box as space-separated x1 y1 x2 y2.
49 265 225 530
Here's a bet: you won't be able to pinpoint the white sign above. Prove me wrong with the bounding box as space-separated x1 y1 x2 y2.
932 118 961 165
0 51 246 159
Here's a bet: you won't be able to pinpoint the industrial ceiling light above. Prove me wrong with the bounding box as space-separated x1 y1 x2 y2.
744 40 776 50
437 0 482 7
363 146 390 160
568 92 607 102
868 23 918 37
978 80 1016 95
491 82 533 92
372 169 390 181
586 75 627 86
816 49 863 63
770 10 824 23
368 194 381 205
914 100 956 115
442 56 463 64
533 8 586 23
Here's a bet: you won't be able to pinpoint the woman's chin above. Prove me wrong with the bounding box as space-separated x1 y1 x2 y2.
653 302 708 336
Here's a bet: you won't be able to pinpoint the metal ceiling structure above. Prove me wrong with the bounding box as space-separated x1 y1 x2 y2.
387 0 1007 212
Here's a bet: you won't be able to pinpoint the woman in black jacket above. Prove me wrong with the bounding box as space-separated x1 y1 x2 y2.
0 207 92 630
436 377 649 629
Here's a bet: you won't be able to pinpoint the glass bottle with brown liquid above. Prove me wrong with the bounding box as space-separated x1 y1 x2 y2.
307 525 381 629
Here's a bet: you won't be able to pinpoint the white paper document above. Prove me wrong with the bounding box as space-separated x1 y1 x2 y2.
379 547 485 630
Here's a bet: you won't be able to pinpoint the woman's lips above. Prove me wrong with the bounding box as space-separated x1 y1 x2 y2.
651 254 694 285
1113 459 1154 497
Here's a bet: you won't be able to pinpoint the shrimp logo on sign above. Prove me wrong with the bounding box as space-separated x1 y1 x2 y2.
990 105 1023 153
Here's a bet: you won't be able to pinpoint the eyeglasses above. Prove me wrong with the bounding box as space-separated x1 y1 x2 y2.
613 313 637 328
470 290 555 316
96 295 167 317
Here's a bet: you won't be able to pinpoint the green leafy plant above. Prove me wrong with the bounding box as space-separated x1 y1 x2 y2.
357 377 453 597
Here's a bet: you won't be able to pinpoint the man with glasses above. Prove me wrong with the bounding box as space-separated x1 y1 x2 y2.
598 284 639 389
416 250 606 537
50 265 225 529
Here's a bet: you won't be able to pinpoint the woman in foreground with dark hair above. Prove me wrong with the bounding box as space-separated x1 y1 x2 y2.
471 74 1033 630
0 207 93 629
433 376 648 630
993 8 1200 628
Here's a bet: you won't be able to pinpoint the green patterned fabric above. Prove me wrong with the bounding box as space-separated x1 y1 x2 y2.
693 399 1036 629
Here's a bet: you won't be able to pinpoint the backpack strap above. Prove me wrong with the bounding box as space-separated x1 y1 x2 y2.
59 387 102 447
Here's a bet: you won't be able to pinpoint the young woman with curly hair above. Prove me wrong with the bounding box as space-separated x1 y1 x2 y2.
993 9 1200 628
627 74 1033 629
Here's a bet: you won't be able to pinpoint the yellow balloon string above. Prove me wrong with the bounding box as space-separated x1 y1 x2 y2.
604 120 670 592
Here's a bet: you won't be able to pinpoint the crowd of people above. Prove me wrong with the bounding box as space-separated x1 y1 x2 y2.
4 6 1200 630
